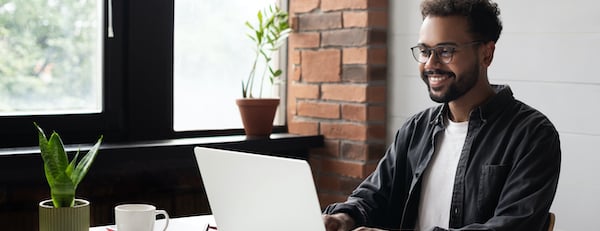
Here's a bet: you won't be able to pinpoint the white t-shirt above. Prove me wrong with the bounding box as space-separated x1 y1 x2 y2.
416 118 468 231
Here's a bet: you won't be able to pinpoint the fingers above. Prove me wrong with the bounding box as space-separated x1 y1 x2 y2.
323 214 341 231
323 213 359 231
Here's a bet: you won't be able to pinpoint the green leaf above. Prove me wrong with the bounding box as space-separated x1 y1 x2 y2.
37 129 56 187
36 123 69 188
50 177 75 207
259 50 269 61
66 149 80 178
244 21 255 31
246 33 256 42
268 66 276 75
71 136 103 187
255 30 262 44
257 10 263 27
47 132 69 178
268 67 283 79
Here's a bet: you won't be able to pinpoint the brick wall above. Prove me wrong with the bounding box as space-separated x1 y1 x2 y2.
287 0 389 208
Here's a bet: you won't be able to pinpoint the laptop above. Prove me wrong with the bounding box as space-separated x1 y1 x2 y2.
193 147 327 231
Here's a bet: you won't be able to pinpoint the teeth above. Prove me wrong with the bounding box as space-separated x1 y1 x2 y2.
429 76 447 83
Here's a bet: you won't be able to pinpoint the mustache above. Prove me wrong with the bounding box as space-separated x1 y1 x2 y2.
423 69 455 77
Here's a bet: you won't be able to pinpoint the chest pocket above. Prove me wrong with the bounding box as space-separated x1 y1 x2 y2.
478 164 510 217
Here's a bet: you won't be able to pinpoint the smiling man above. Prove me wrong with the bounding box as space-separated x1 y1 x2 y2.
322 0 561 231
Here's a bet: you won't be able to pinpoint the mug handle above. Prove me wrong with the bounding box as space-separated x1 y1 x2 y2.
155 209 170 231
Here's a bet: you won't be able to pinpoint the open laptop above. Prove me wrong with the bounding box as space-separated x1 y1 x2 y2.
193 147 327 231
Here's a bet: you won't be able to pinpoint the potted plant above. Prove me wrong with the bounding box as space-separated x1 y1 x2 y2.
35 122 103 231
236 4 291 137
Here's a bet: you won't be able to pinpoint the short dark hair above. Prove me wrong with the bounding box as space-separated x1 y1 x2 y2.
420 0 503 43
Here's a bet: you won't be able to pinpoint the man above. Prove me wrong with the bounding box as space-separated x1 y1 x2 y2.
322 0 561 230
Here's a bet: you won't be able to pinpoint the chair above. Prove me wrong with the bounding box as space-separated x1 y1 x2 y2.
546 212 555 231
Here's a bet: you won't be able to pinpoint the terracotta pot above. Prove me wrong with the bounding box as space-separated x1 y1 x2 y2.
236 98 280 137
39 199 90 231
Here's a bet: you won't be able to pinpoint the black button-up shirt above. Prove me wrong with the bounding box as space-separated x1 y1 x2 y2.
324 85 561 231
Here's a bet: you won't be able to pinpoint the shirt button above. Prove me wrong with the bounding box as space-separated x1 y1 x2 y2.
454 208 459 214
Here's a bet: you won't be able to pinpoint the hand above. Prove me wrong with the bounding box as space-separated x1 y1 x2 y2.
323 213 355 231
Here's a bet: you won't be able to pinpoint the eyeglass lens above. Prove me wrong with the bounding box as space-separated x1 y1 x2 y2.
411 46 454 64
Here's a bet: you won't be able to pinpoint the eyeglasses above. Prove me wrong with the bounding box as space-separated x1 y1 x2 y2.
410 41 482 64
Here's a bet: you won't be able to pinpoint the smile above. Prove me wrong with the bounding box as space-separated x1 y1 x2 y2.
423 69 455 88
429 75 450 83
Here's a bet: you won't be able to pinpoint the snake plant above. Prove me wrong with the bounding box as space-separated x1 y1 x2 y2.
35 123 102 207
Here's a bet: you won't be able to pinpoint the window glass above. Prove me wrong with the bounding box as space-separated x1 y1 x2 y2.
0 0 103 116
173 0 284 131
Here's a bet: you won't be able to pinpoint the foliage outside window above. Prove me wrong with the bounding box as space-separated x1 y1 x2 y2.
0 0 102 115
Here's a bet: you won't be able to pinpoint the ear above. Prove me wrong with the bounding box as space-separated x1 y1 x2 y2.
481 42 495 67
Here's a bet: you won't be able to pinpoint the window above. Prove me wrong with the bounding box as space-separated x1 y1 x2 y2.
0 0 102 115
0 0 288 149
173 0 286 131
0 0 117 148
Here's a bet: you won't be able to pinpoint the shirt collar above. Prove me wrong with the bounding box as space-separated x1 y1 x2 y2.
430 84 514 125
473 84 514 122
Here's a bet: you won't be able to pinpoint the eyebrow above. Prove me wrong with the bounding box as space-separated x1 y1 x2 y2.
417 42 459 47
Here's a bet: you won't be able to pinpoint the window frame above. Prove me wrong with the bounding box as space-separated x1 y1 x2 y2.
0 0 286 149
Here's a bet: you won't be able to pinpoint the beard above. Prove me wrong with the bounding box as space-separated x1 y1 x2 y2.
421 62 480 103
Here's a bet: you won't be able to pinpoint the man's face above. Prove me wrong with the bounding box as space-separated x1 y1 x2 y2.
417 15 482 103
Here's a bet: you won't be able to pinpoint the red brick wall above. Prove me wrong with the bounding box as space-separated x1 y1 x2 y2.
287 0 389 208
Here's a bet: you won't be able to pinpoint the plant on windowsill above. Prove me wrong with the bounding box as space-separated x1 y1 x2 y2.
236 4 291 137
35 122 103 231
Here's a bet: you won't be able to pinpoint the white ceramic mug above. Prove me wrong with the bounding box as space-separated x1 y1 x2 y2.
115 204 169 231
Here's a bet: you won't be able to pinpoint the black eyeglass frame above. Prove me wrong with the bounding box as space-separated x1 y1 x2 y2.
410 41 483 64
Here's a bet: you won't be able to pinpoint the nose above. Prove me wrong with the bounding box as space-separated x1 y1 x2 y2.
423 51 442 68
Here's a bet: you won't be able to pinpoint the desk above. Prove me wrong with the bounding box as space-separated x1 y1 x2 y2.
90 215 216 231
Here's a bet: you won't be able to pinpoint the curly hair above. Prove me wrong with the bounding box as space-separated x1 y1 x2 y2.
420 0 503 43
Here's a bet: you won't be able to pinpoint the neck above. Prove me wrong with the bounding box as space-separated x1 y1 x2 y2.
447 82 495 122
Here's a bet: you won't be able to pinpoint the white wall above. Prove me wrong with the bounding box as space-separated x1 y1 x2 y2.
388 1 600 230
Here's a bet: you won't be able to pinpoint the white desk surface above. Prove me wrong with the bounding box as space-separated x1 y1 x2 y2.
90 215 216 231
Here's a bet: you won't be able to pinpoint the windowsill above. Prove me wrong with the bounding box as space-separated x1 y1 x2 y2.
0 133 324 159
